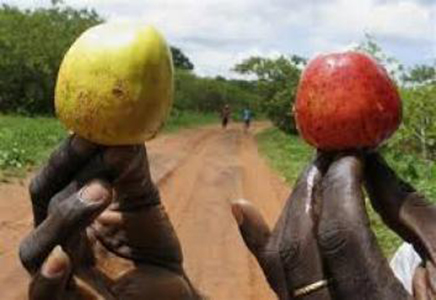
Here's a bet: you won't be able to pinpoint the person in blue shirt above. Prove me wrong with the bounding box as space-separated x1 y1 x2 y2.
242 108 253 133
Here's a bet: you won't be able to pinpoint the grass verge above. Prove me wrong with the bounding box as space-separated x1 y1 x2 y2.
0 115 67 179
163 110 217 133
0 111 217 179
256 127 408 258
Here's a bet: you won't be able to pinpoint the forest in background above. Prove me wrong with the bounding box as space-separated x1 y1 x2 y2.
0 2 434 194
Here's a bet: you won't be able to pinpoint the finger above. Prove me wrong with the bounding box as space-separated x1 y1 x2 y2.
318 155 409 299
30 135 100 226
270 154 332 300
29 246 71 300
364 152 436 263
91 204 183 269
426 262 436 294
86 146 171 263
20 180 112 274
233 154 331 299
102 145 160 208
231 199 289 299
231 199 271 262
413 266 432 300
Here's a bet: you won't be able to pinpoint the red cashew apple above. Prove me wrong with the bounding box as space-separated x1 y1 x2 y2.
295 51 402 150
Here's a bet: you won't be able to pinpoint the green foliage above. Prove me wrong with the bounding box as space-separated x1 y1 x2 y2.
174 70 260 115
354 36 436 195
256 127 314 183
171 47 194 70
403 64 436 85
382 86 436 200
386 84 436 162
0 4 103 114
382 150 436 200
366 203 403 258
163 109 217 132
234 55 305 134
355 33 404 81
0 4 198 115
0 111 216 176
0 114 66 176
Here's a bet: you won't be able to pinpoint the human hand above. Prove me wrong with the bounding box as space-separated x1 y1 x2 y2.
231 154 333 299
233 153 435 299
20 135 199 299
364 152 436 264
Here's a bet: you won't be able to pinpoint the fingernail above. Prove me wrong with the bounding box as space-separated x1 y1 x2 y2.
41 246 69 278
79 180 112 204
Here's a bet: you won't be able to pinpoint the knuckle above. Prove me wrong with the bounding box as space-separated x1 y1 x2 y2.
29 176 42 204
279 240 300 271
318 220 360 256
19 239 37 273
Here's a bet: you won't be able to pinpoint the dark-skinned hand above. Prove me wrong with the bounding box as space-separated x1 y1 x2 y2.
19 135 200 300
232 153 436 299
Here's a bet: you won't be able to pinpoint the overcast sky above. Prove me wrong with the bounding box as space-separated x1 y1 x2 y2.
4 0 436 77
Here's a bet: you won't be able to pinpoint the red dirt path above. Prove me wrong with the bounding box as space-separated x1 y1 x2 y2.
0 123 290 299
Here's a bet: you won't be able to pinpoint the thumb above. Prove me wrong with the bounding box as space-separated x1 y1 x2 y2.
29 246 71 300
413 262 436 299
231 198 271 259
20 180 112 274
231 199 289 298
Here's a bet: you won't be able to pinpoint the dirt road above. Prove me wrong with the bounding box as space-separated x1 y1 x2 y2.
0 123 290 299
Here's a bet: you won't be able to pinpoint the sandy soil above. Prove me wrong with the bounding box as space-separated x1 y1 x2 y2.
0 123 290 300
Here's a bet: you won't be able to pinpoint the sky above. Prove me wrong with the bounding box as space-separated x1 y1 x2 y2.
4 0 436 77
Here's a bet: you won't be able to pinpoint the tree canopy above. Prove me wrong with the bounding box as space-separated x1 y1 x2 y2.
171 47 194 70
234 55 306 133
0 4 102 114
0 3 258 117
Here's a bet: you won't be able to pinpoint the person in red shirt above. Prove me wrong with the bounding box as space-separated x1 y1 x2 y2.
221 104 231 129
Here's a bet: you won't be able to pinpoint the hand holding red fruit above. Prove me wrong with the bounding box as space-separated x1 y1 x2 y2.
233 52 436 299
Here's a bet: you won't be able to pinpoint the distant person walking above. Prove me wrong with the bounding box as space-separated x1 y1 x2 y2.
242 108 253 133
221 104 231 129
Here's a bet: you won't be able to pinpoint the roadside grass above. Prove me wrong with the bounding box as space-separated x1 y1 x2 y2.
256 127 433 258
256 127 314 184
0 111 217 179
0 115 67 180
163 110 217 133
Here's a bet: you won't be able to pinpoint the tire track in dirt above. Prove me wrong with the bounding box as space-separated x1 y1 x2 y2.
0 123 290 300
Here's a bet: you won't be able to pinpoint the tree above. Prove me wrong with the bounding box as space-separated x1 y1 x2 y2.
234 55 305 133
0 4 103 114
403 64 436 85
354 33 404 82
170 46 194 70
173 69 259 114
388 84 436 161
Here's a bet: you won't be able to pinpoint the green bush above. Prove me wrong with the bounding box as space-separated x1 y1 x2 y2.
0 115 66 175
234 55 305 134
386 84 436 161
0 4 196 116
163 109 217 132
0 111 217 176
0 4 102 114
174 70 260 115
